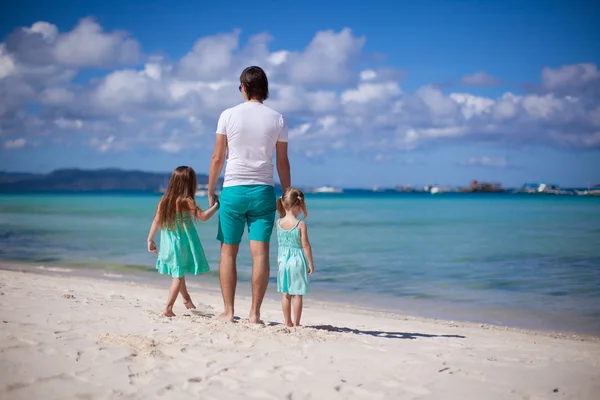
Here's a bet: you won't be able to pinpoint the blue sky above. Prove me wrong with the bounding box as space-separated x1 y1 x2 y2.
1 0 599 187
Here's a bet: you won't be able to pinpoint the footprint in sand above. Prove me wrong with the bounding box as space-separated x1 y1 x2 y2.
272 365 311 382
245 390 279 399
128 369 156 386
335 384 386 399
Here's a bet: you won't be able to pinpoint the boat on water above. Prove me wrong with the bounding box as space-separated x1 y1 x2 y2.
514 183 539 194
462 180 507 193
157 184 220 197
425 185 451 195
514 183 573 195
575 184 600 196
309 186 343 194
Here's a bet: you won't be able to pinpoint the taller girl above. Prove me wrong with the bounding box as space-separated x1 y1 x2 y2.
207 66 291 324
147 166 219 317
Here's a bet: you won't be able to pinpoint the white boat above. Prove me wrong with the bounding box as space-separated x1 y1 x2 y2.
311 186 343 194
159 184 220 197
428 185 450 195
575 184 600 196
515 183 573 195
195 184 220 197
537 183 573 195
575 188 600 196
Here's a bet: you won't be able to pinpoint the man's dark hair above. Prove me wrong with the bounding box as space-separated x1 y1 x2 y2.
240 66 269 101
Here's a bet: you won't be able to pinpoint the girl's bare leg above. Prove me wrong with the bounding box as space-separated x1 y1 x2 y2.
282 293 293 327
293 295 303 327
179 277 196 309
164 278 182 317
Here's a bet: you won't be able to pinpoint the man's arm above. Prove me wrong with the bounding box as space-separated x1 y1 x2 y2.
208 134 227 206
276 141 291 192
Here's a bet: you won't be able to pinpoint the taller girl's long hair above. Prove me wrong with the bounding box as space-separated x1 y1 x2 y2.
157 166 198 229
276 187 308 218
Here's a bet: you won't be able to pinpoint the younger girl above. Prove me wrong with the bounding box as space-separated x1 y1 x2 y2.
147 166 219 317
276 187 315 327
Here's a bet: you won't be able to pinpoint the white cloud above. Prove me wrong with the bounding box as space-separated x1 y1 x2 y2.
289 123 311 138
541 63 599 95
268 51 288 66
40 87 75 104
460 156 509 169
460 71 500 87
287 28 365 86
179 30 240 80
360 69 377 81
53 18 140 67
341 82 401 104
25 22 58 43
159 141 183 153
0 44 16 79
0 18 599 157
90 135 116 152
3 138 26 149
92 68 171 111
54 117 83 129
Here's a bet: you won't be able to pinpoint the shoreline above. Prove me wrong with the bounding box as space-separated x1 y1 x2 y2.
1 267 599 399
2 260 599 338
2 260 599 342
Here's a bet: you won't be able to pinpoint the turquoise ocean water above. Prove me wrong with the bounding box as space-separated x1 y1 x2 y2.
1 192 599 333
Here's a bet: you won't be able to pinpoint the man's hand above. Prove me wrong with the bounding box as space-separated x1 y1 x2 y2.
209 194 220 208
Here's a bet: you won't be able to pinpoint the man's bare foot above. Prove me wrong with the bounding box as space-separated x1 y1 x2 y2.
218 312 235 323
249 313 264 325
163 309 176 317
183 300 196 309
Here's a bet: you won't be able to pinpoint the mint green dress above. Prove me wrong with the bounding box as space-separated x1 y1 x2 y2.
277 220 310 295
156 214 210 278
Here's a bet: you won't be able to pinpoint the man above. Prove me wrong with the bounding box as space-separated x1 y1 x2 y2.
208 66 291 324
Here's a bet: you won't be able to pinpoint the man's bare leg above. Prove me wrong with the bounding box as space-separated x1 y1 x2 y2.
218 243 239 322
249 240 270 324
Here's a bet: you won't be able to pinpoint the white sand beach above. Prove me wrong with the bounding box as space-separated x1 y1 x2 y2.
1 266 599 400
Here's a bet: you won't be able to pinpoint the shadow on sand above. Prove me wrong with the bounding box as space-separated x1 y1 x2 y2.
189 309 242 322
188 311 464 340
308 324 466 340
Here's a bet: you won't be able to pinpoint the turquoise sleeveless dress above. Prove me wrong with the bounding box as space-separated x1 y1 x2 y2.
156 214 210 278
277 220 310 295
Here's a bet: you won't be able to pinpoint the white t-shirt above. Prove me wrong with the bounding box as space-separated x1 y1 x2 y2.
216 102 288 187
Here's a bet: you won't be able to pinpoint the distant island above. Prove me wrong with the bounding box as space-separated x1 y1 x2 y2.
0 168 595 196
0 168 221 192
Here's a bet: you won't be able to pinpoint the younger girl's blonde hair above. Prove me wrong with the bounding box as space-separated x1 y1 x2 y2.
276 187 308 218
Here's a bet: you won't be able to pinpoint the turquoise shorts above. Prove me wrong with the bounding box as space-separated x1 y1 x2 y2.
217 185 276 245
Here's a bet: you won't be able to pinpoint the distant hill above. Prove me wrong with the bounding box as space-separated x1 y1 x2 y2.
0 168 221 192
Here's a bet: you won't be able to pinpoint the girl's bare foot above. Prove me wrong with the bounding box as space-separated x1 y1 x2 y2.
183 300 196 309
285 321 294 328
163 309 176 317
